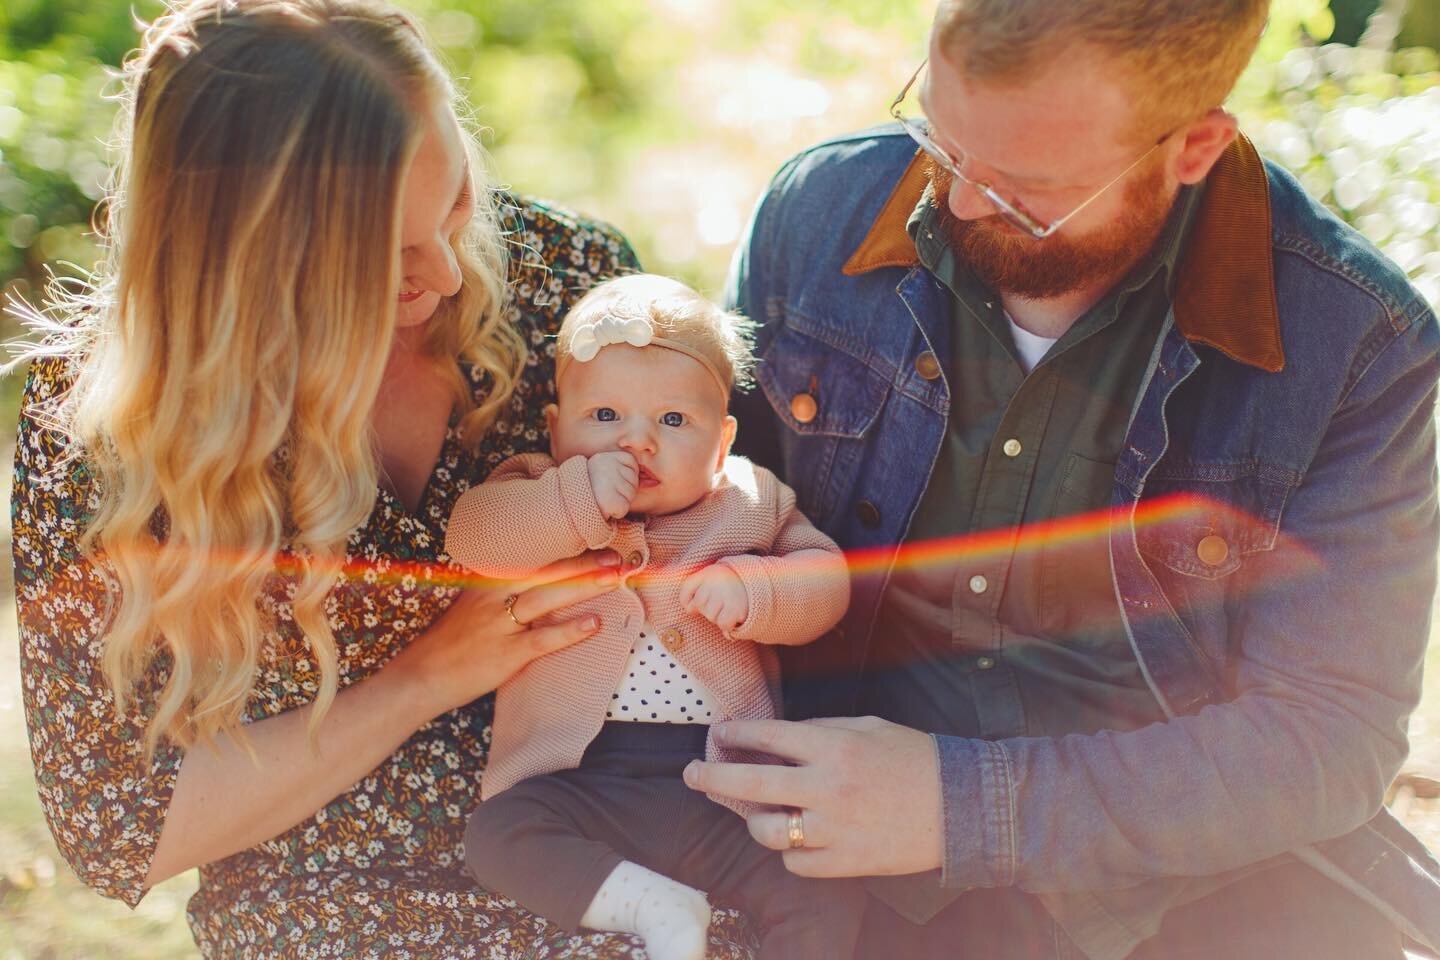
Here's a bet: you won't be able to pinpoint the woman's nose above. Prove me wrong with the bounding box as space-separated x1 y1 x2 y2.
404 239 462 297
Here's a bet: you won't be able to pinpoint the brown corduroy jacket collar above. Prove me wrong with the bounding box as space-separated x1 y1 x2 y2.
841 135 1284 372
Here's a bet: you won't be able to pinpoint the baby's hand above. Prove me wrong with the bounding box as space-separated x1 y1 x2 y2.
679 563 749 634
588 451 639 519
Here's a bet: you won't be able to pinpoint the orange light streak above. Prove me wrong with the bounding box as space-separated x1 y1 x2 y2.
101 492 1316 601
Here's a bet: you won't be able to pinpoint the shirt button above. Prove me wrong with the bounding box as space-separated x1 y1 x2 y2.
659 627 684 652
968 574 988 594
915 351 942 380
790 393 818 424
1196 535 1229 567
976 656 996 670
1002 438 1022 458
855 500 882 529
626 550 644 569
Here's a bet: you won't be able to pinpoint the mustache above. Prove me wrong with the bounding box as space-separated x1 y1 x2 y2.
920 154 1176 300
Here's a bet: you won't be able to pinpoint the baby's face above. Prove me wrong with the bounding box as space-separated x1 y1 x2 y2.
548 343 736 517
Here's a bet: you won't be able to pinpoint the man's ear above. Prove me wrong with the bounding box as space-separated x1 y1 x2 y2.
1172 108 1240 186
716 414 738 471
544 403 560 460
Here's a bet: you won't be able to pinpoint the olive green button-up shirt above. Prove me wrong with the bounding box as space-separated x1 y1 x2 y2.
859 184 1204 743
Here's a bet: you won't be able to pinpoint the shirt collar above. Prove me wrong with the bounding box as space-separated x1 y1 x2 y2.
844 134 1284 372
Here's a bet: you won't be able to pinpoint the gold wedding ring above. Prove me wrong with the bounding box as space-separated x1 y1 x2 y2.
503 593 526 628
786 808 806 849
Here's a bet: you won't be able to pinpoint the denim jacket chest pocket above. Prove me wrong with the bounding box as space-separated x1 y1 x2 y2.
1136 462 1297 579
1133 462 1301 667
755 322 891 526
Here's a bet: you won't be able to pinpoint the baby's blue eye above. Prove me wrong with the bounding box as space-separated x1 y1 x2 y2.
595 408 617 422
661 412 685 427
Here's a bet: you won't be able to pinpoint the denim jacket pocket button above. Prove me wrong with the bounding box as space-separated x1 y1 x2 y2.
1196 534 1230 567
790 392 818 424
855 500 882 528
915 351 942 380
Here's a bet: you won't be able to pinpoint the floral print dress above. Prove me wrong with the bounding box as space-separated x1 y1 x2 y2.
11 197 758 959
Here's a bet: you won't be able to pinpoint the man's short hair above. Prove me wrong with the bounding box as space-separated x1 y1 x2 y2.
934 0 1270 142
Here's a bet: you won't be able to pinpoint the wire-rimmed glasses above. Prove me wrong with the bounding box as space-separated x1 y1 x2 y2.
889 59 1167 239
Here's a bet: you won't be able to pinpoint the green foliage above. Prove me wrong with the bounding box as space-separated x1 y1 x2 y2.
1232 36 1440 305
0 52 115 302
0 0 1435 309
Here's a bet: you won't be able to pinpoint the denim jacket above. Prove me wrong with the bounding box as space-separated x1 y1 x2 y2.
726 125 1440 957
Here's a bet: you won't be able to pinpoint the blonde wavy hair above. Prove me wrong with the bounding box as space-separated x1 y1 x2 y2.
11 0 525 755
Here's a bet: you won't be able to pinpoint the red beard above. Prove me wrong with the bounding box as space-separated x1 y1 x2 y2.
926 156 1175 300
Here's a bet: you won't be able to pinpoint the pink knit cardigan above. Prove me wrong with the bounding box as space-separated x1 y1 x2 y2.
444 453 850 814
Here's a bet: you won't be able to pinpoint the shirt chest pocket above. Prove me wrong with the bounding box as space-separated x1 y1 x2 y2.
1135 463 1298 581
755 322 890 524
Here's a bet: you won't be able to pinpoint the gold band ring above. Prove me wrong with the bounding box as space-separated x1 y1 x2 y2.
503 593 526 628
786 808 806 849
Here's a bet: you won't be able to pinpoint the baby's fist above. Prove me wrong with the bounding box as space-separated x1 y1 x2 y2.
588 451 638 519
679 563 749 634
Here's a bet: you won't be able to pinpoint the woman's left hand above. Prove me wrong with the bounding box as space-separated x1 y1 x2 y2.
682 716 945 877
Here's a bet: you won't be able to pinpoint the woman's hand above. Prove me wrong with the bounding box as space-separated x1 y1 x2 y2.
394 549 623 717
145 549 622 889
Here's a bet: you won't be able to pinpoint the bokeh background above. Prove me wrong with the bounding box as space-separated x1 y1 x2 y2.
1 0 1438 954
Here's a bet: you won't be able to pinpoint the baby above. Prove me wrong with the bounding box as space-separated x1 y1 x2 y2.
447 274 866 960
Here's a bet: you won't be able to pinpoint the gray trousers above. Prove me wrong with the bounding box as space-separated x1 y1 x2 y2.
465 722 866 960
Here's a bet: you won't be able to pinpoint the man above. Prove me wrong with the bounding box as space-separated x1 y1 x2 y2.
682 1 1440 956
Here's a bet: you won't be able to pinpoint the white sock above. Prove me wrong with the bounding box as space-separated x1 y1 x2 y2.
579 860 711 960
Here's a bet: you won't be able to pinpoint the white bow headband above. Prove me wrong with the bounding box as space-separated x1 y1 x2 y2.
557 313 730 397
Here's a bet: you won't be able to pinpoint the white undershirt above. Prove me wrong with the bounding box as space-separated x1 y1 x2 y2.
606 621 719 724
1006 312 1059 374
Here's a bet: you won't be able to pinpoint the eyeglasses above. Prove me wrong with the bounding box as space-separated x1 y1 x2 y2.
889 59 1168 239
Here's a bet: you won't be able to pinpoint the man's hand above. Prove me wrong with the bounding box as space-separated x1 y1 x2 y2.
682 716 943 878
679 562 749 633
587 451 638 519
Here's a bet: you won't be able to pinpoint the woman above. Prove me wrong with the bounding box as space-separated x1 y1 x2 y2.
10 0 755 955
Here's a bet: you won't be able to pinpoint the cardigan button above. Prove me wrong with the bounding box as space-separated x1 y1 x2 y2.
790 392 818 424
1196 535 1229 567
626 550 644 569
659 627 684 653
855 500 881 528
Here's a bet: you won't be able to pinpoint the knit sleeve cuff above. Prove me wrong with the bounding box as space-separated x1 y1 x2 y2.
555 455 616 550
714 553 774 640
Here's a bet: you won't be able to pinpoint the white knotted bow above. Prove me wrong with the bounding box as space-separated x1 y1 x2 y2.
568 314 653 362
